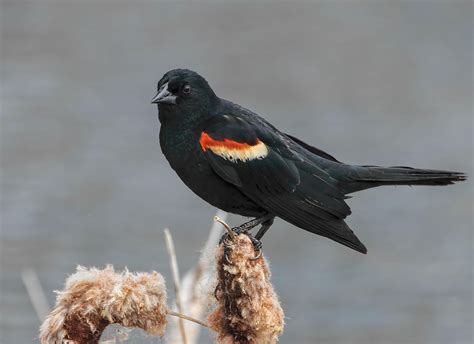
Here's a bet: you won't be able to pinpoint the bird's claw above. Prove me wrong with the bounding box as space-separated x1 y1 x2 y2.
247 234 263 260
218 232 232 246
247 234 263 250
219 230 263 261
215 216 263 261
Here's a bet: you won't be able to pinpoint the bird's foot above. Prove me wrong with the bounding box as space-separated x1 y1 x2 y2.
220 231 262 261
246 232 263 251
218 230 262 249
246 232 263 260
215 216 262 260
230 224 248 236
218 225 245 245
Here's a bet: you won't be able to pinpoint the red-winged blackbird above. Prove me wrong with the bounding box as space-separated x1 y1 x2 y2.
152 69 465 254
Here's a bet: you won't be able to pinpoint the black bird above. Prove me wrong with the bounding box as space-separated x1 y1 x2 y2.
152 69 465 254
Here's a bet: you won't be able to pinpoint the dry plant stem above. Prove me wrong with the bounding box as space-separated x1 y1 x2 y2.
164 228 188 344
167 210 227 344
214 215 236 239
22 268 50 321
168 311 209 328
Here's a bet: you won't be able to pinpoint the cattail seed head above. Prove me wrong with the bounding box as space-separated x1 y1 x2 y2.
208 234 284 344
39 265 167 344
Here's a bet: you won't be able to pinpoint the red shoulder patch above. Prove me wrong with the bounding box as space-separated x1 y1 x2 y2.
199 132 258 151
199 132 268 162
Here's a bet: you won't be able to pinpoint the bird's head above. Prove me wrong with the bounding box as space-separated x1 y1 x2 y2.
152 69 218 121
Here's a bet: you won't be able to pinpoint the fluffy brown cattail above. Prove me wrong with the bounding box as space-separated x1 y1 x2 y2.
208 234 284 344
39 265 168 344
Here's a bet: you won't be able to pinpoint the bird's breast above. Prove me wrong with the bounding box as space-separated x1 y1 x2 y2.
158 124 266 217
160 125 205 170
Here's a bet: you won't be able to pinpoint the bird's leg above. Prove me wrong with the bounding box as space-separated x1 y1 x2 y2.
245 217 274 254
255 217 274 240
231 214 274 235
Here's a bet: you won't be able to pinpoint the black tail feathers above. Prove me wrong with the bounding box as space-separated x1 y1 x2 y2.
342 166 466 194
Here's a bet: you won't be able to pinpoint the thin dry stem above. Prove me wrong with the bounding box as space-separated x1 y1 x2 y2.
22 268 50 321
164 228 188 344
167 210 227 344
214 216 236 240
168 311 209 328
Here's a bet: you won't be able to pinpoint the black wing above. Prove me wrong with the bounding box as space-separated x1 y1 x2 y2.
285 133 340 163
200 111 367 254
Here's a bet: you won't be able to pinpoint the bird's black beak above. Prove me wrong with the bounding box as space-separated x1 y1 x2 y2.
151 83 177 105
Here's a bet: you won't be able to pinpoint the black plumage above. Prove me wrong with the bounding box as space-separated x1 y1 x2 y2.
152 69 465 254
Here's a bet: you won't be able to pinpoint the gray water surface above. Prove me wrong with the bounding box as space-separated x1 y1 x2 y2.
1 1 472 343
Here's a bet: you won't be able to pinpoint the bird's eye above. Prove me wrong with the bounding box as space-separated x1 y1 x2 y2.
183 85 191 94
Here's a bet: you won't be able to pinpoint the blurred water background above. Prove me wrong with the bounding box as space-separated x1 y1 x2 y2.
1 1 472 343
